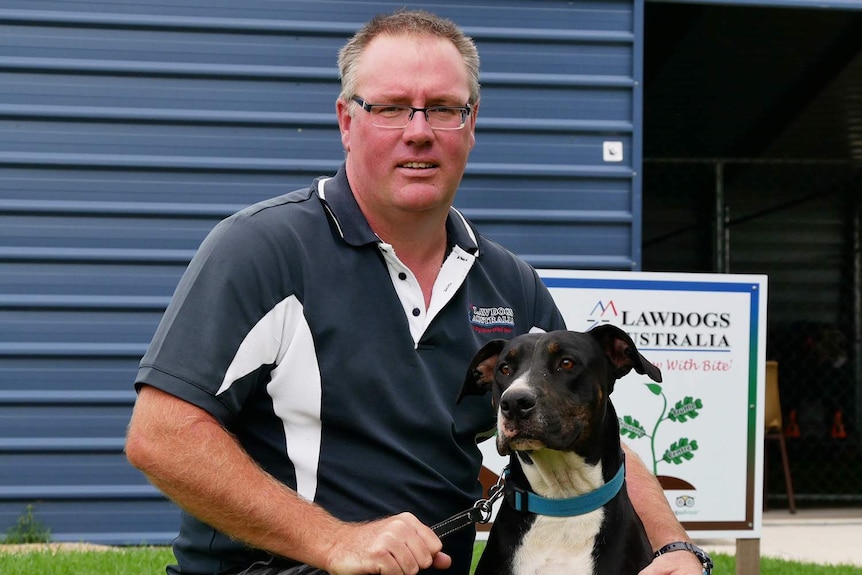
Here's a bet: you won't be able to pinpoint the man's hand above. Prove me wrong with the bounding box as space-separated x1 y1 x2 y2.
639 548 706 575
323 513 451 575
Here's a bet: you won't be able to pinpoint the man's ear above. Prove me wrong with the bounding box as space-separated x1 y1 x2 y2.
588 324 662 387
466 100 479 149
457 339 506 403
335 98 352 152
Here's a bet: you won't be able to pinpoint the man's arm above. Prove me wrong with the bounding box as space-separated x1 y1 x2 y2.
623 444 707 575
125 385 450 575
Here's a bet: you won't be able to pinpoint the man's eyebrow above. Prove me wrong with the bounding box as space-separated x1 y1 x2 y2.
369 94 468 106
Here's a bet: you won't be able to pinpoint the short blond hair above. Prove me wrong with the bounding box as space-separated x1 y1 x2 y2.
338 9 480 105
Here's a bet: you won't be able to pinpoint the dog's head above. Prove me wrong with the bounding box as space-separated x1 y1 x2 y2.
458 325 661 457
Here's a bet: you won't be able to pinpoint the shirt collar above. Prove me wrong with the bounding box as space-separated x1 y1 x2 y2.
316 164 479 255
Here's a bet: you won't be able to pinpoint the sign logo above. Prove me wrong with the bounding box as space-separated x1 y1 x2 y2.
587 300 618 325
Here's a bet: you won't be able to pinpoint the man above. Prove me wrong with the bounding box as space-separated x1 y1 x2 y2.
126 9 705 575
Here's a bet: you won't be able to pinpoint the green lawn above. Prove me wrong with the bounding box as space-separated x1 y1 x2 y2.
0 546 177 575
1 544 861 574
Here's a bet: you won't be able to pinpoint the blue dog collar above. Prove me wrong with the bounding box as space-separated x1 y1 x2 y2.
504 462 626 517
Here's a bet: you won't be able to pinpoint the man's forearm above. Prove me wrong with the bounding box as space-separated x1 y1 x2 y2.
126 386 450 575
623 443 690 549
125 385 342 566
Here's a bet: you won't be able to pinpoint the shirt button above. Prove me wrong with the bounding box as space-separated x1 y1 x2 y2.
412 308 421 317
398 272 407 280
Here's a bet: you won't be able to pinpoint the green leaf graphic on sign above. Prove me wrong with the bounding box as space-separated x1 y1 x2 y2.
662 438 699 465
625 381 707 476
645 383 663 396
618 415 646 439
667 396 704 422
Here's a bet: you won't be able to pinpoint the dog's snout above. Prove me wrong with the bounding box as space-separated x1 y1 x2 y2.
500 388 537 420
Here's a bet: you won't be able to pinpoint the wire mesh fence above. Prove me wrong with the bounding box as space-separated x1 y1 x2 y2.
642 158 862 507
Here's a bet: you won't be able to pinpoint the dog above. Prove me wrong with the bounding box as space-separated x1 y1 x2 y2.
458 325 661 575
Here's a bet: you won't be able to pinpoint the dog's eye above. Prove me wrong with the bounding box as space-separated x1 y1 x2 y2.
559 358 575 370
498 364 512 376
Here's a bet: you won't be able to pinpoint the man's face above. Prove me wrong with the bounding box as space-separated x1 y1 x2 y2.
337 34 478 223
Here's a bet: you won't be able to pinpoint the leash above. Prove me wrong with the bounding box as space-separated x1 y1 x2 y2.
430 471 506 538
505 462 626 517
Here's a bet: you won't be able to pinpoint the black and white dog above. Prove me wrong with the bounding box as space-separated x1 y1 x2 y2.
458 325 661 575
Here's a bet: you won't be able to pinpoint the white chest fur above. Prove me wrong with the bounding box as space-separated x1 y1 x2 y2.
510 451 606 575
511 509 604 575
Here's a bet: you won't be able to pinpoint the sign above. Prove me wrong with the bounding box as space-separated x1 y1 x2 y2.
478 270 767 539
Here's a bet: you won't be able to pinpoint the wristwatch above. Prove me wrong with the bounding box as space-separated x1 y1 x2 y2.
653 541 714 575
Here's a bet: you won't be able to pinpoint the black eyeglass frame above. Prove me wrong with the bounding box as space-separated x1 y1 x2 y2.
350 96 472 130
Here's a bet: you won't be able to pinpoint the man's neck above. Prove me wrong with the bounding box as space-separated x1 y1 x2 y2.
376 216 448 309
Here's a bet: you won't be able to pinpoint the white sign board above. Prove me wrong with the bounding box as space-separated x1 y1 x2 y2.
479 270 767 539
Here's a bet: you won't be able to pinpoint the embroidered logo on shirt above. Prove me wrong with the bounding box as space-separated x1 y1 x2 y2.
469 305 515 334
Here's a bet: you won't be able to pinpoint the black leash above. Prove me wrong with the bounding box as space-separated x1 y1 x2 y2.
430 471 506 538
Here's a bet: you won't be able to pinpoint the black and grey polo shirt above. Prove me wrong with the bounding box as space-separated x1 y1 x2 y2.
136 165 566 575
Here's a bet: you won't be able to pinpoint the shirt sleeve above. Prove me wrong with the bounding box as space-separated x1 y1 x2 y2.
135 212 297 424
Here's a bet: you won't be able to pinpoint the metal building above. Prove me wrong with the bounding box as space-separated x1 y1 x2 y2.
0 0 642 544
0 0 860 546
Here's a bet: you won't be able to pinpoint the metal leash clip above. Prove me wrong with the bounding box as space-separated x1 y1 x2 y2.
431 468 507 538
473 470 506 524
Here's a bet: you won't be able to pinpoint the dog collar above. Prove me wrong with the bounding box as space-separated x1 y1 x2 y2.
504 462 626 517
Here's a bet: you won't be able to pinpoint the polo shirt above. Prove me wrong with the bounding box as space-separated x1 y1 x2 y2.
136 165 566 574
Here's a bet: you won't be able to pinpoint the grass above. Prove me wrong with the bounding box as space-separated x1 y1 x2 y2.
749 557 862 574
1 544 861 574
0 546 177 575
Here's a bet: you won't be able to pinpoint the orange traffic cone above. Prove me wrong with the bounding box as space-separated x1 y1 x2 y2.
785 409 801 438
831 410 847 439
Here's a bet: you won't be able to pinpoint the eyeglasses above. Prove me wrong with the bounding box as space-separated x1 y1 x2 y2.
351 96 471 130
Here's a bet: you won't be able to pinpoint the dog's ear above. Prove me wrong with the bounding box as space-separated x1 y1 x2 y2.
588 324 662 387
457 339 507 403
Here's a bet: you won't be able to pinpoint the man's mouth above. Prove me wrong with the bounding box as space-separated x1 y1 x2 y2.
400 161 436 169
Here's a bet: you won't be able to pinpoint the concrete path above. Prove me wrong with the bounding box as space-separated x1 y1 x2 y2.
696 508 862 567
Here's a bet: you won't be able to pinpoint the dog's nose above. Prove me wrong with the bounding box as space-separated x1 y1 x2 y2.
499 388 537 420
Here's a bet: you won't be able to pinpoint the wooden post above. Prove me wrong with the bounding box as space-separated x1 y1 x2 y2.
735 539 760 575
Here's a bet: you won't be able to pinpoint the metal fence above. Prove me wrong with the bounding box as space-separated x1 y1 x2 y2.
642 158 862 506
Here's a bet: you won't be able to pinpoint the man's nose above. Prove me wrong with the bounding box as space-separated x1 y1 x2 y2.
403 110 434 136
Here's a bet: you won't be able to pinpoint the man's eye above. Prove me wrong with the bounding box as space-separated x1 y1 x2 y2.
428 107 460 118
375 106 407 117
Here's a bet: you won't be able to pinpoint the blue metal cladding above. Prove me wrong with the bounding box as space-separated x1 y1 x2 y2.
650 0 862 7
0 0 640 544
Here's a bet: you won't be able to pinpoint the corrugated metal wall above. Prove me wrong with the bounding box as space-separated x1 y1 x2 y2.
0 0 641 543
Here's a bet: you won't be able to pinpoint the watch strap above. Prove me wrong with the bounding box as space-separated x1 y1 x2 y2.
653 541 714 575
